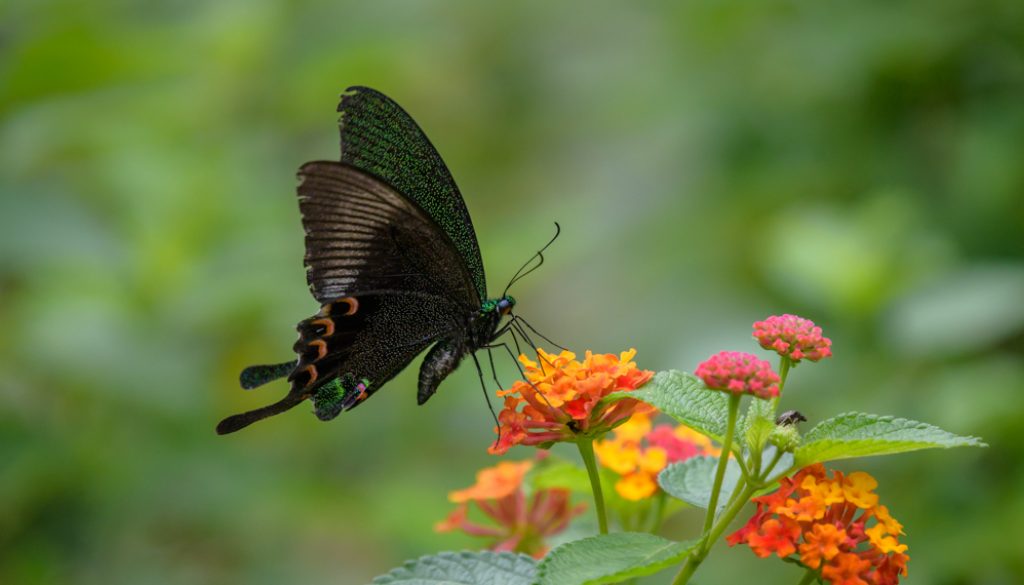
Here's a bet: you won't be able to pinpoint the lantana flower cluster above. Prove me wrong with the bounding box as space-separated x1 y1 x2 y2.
753 314 832 363
489 349 654 454
594 409 719 500
435 460 584 558
727 464 909 585
694 351 781 399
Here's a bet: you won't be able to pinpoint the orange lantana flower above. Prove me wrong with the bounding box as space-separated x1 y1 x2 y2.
594 409 720 501
436 460 584 558
488 348 654 455
728 465 909 585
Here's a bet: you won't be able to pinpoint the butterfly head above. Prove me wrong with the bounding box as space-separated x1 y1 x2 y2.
497 295 516 316
482 296 516 317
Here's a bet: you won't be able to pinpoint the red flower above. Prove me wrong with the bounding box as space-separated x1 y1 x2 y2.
753 314 832 363
728 465 909 584
489 349 655 454
694 351 781 399
436 460 585 558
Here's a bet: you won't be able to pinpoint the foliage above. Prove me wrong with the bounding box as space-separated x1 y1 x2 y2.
371 551 536 585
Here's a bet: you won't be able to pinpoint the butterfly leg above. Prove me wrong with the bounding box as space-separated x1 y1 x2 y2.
486 347 505 392
485 339 558 411
470 351 501 437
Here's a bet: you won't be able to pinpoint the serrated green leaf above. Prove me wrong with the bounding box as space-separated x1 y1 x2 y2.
606 370 728 441
795 412 986 466
371 551 536 585
657 456 741 511
535 533 698 585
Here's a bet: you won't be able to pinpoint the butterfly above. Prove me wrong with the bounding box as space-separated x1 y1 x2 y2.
217 87 554 434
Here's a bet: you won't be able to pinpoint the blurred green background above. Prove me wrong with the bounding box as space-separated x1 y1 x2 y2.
3 1 1023 583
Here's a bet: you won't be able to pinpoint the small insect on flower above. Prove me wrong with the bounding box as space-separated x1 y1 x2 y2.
728 464 909 585
753 314 832 363
594 409 719 501
695 351 781 400
488 348 654 455
435 460 584 558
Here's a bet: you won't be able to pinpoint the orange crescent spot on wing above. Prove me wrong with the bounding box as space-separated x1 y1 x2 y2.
311 318 335 337
302 364 319 387
308 339 328 360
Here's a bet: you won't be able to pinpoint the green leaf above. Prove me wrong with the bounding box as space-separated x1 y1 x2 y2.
606 370 728 441
795 412 986 466
740 398 776 455
657 456 741 511
535 533 698 585
371 551 536 585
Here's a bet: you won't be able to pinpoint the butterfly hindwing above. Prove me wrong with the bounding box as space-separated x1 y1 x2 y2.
292 292 464 420
337 86 487 302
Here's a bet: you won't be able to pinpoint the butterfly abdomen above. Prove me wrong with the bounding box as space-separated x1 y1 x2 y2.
418 339 464 405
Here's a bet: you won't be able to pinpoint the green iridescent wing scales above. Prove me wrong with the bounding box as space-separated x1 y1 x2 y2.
337 86 487 301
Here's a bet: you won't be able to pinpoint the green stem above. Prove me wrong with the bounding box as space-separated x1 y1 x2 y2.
672 483 757 585
796 568 818 585
762 447 785 478
770 356 792 414
576 437 608 534
703 394 740 535
648 491 667 533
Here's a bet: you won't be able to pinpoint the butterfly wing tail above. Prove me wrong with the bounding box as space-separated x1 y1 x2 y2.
239 361 296 390
216 392 307 435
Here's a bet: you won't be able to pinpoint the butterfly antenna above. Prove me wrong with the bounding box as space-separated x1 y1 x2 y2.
513 315 568 352
502 222 561 297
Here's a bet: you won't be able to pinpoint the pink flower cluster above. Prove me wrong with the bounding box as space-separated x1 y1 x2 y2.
695 351 781 399
753 314 832 363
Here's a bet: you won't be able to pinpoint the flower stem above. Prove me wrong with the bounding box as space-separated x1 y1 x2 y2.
576 437 608 534
648 491 667 533
671 483 756 585
770 356 791 414
797 568 818 585
703 394 740 535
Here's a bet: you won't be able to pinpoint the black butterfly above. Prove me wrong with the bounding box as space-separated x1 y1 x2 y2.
217 87 553 434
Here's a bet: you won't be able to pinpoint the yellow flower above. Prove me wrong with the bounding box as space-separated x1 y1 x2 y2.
866 523 909 555
592 437 639 476
842 472 880 509
616 472 658 501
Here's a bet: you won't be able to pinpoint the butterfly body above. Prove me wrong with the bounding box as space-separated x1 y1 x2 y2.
217 87 518 435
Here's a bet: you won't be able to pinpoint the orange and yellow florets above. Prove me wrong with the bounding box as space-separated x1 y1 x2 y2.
728 464 908 585
489 348 654 455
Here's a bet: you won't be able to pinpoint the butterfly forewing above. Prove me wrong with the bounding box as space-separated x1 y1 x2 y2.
299 161 479 308
338 86 487 301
